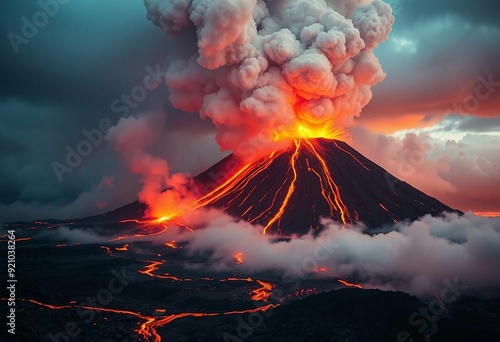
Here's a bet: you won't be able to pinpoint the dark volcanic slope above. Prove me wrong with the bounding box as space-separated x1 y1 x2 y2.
192 138 458 234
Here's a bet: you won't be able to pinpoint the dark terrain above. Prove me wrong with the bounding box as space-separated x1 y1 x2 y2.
1 221 499 341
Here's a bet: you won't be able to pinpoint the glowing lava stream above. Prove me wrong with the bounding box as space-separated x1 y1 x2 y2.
116 138 356 235
138 260 274 301
250 280 274 301
6 297 277 342
338 279 363 289
187 138 353 234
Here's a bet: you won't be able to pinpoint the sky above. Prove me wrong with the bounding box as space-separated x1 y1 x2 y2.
1 0 500 222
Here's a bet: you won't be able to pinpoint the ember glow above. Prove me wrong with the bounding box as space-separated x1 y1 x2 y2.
164 240 179 249
234 252 244 264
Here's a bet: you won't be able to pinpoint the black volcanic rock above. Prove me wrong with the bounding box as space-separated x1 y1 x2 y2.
192 138 458 235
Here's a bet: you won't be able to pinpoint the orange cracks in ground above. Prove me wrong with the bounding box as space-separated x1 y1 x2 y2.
111 225 169 242
4 292 278 342
164 240 179 249
250 280 274 302
138 260 191 281
100 246 112 255
115 243 129 251
338 279 363 289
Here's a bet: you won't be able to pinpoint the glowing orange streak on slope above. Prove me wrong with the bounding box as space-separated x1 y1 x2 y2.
304 139 351 225
191 153 278 223
332 140 370 171
28 299 71 310
263 139 301 234
192 163 253 208
0 237 32 242
379 203 389 212
219 277 253 282
338 279 363 289
250 280 274 301
224 303 277 315
120 217 170 225
110 225 169 242
306 158 338 218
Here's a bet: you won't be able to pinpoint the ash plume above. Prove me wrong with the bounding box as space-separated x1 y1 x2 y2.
144 0 394 157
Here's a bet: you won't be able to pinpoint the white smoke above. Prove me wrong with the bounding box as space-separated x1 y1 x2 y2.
144 0 394 157
173 210 500 296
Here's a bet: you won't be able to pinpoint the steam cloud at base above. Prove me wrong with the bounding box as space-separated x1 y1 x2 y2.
173 210 500 296
46 209 500 297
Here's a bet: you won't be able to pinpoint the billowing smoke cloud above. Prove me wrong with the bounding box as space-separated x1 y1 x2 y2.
106 113 195 219
176 210 500 296
144 0 394 157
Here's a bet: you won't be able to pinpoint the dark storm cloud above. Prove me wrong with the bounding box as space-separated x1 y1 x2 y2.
0 1 175 110
0 0 221 222
388 0 500 27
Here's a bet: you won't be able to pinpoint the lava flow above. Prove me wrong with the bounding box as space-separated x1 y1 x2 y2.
191 138 354 235
338 279 363 289
7 297 276 342
250 280 274 302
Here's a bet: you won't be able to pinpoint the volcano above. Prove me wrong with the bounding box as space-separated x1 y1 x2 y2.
98 138 458 235
190 138 458 235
